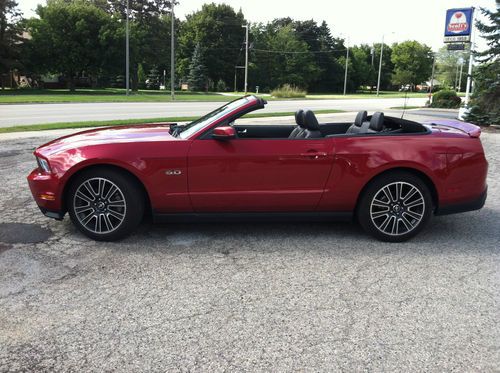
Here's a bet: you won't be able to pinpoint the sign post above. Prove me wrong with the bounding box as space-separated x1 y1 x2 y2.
443 7 474 120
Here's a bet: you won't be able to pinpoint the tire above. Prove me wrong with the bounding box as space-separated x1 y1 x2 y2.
67 168 145 241
357 171 433 242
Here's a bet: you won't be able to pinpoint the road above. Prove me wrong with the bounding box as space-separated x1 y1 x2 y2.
0 113 498 371
0 97 429 127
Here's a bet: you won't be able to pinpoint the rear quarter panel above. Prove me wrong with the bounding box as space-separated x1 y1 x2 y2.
317 133 484 212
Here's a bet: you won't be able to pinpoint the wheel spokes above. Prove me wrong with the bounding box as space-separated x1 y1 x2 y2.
370 181 425 236
74 178 127 234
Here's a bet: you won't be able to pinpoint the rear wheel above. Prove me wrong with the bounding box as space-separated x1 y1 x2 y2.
67 168 145 241
358 171 433 242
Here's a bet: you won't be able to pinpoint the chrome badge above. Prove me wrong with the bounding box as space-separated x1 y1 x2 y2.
165 169 182 176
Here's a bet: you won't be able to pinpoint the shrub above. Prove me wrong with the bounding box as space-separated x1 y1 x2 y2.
429 89 461 109
270 84 307 98
463 61 500 126
216 79 227 92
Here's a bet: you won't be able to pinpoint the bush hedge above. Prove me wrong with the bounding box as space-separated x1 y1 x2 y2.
270 84 307 98
429 89 461 109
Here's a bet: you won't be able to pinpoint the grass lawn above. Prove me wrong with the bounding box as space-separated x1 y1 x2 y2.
0 109 344 133
305 91 431 99
0 88 444 104
0 88 232 104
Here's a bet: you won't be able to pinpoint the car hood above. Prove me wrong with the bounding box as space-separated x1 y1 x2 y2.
36 123 176 157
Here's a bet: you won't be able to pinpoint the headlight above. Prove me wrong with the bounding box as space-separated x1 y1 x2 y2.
36 156 51 173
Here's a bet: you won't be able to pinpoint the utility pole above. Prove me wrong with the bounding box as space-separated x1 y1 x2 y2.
463 8 475 108
234 68 237 92
376 35 384 96
458 58 464 92
125 0 130 96
343 38 349 95
242 24 249 94
170 1 175 100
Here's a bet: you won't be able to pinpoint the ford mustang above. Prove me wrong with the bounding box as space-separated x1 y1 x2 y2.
27 95 488 242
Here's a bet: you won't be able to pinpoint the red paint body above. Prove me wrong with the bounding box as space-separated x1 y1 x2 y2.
27 96 488 219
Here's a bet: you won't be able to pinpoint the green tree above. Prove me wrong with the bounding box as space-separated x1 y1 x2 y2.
250 23 320 91
178 3 245 90
435 45 468 90
391 41 433 88
106 0 174 91
475 1 500 63
146 65 160 89
283 19 344 92
137 63 146 87
465 2 500 126
0 0 23 88
25 0 120 91
187 43 207 91
349 46 373 91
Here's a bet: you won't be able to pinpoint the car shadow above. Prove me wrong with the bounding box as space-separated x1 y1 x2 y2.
100 206 500 256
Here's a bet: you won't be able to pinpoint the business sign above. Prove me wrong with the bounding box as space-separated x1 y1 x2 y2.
444 8 474 43
447 44 465 51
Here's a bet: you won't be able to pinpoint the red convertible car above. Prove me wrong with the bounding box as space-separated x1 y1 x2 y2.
28 95 488 242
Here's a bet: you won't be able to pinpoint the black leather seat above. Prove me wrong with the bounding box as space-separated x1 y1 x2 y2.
355 112 385 134
302 110 322 138
289 109 306 138
346 111 368 134
367 112 384 133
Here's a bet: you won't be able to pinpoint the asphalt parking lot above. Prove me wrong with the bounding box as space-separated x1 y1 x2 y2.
0 126 499 371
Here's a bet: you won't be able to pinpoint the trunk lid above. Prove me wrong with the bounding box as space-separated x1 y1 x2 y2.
425 119 481 138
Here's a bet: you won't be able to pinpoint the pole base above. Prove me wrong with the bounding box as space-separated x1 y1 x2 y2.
458 106 470 121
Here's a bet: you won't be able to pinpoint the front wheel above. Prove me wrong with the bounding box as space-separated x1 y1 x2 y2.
358 172 433 242
67 168 145 241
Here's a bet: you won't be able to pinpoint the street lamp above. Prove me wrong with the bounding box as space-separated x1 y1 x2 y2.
171 0 175 100
339 33 349 96
376 32 395 96
343 37 349 96
125 0 130 96
242 24 249 94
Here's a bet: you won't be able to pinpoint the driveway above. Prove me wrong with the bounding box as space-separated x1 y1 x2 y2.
0 121 498 371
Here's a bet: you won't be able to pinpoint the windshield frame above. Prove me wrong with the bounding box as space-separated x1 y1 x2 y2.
177 96 261 139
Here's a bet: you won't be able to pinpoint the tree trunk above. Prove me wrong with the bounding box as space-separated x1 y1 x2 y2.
91 73 98 88
67 75 76 92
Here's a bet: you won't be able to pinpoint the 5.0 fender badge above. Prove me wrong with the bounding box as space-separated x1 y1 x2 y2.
165 169 182 176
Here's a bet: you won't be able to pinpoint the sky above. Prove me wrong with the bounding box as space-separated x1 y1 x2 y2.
18 0 495 52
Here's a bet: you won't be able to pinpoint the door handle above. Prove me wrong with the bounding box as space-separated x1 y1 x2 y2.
300 151 328 159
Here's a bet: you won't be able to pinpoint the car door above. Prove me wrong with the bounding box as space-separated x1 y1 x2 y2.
187 134 335 212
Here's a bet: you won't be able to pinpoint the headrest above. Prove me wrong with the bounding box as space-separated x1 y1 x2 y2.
354 111 367 127
295 109 305 128
303 110 319 130
370 112 384 131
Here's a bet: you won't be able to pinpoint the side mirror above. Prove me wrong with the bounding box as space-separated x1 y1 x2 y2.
212 126 236 140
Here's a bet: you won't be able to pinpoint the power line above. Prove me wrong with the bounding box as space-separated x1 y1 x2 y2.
252 48 347 54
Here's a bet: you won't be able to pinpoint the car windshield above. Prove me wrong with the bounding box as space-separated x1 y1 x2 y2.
177 97 252 139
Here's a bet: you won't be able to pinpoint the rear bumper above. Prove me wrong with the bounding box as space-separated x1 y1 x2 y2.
435 187 487 216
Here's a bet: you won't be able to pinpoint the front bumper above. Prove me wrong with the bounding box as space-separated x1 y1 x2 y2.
435 186 487 216
27 168 65 219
